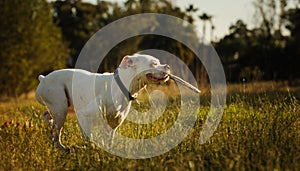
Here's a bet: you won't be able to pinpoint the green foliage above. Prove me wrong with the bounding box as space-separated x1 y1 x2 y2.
0 91 299 170
53 0 110 64
0 0 69 96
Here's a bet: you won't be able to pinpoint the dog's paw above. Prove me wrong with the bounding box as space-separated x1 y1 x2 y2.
56 145 70 154
62 147 70 154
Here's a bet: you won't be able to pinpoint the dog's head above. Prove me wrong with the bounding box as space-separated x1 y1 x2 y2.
119 54 170 83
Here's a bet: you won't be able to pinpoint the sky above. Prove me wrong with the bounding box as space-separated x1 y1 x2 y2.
180 0 255 40
83 0 256 40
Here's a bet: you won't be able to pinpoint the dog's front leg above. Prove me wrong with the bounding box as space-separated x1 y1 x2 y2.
79 124 91 142
99 124 117 149
108 129 116 148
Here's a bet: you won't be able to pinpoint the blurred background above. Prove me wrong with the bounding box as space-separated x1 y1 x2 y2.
0 0 299 96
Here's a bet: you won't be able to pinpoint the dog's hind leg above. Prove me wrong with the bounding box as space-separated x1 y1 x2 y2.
43 111 55 141
43 111 53 127
44 87 70 153
49 103 69 153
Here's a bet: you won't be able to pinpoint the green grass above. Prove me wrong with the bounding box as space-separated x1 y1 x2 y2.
0 90 299 170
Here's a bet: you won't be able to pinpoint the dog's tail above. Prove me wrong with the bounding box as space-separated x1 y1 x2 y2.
38 75 45 82
36 75 46 105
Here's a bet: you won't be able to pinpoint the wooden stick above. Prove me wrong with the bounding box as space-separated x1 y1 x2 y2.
169 74 201 94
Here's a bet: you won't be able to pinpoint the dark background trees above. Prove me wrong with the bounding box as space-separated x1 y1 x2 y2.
0 0 299 96
0 0 68 96
216 0 300 83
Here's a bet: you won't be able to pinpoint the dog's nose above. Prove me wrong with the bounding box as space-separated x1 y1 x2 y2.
164 64 170 70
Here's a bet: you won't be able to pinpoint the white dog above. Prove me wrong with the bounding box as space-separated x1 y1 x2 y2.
35 54 170 152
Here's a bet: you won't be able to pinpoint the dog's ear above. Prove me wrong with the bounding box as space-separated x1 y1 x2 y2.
120 55 134 68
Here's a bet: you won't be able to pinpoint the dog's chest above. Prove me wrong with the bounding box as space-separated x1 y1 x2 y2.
104 103 131 129
105 112 124 129
73 70 133 129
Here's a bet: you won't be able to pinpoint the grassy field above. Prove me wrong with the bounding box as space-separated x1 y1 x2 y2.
0 83 299 170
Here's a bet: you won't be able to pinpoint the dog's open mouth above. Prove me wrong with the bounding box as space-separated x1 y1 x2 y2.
146 73 169 82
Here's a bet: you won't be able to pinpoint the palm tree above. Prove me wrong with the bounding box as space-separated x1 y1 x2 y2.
186 4 198 13
199 13 212 43
198 13 213 86
209 20 215 42
185 4 198 23
125 0 137 10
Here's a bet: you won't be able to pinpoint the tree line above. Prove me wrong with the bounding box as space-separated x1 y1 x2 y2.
216 0 300 83
0 0 299 96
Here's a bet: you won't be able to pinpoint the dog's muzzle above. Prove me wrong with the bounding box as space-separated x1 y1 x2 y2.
146 65 170 82
146 72 169 82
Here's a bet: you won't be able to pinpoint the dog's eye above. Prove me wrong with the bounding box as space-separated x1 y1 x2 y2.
152 61 159 67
